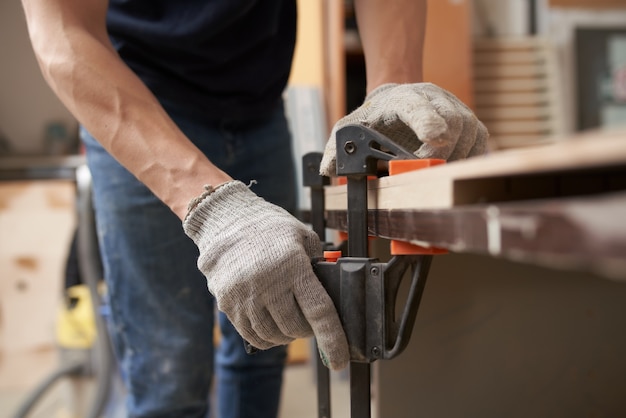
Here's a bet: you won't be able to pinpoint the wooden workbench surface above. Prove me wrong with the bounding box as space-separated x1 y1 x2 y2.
325 127 626 211
322 128 626 280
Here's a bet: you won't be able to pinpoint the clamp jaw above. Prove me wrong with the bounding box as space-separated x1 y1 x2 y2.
303 124 436 418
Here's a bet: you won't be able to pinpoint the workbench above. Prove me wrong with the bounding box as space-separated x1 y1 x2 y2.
324 127 626 280
317 127 626 417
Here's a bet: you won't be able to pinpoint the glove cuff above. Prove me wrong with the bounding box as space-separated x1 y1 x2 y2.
183 180 253 241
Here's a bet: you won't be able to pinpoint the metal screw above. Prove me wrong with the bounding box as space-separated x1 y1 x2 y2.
370 266 379 276
344 141 356 154
371 346 381 358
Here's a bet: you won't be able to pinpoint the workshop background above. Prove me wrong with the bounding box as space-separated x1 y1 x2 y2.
2 1 626 417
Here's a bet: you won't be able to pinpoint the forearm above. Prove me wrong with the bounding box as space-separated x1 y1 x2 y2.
21 0 231 219
353 0 427 93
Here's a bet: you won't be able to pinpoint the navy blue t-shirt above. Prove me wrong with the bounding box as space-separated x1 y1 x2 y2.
107 0 297 121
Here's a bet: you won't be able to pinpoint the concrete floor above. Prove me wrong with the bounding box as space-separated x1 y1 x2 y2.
0 352 352 418
280 364 352 418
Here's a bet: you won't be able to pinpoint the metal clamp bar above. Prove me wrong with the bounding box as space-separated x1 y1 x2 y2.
302 152 332 418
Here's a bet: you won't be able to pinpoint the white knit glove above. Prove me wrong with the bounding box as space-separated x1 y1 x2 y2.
183 180 350 370
320 82 489 176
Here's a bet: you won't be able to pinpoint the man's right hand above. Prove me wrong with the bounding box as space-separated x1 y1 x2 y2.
183 180 350 370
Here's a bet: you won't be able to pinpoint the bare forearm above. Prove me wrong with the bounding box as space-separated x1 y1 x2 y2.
21 0 231 219
354 0 426 93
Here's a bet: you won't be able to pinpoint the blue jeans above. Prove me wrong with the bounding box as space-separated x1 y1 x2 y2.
81 101 295 418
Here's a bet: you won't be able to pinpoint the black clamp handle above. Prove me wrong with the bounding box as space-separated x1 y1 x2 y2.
312 253 431 363
307 124 431 362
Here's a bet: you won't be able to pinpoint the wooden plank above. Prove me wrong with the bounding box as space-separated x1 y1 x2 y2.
474 78 550 93
476 106 552 120
549 0 626 8
483 120 554 135
474 66 546 80
488 135 557 149
474 92 550 107
324 128 626 211
474 37 550 51
474 51 546 66
325 192 626 280
474 63 546 79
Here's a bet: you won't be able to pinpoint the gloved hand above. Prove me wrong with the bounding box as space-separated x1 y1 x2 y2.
320 82 489 176
183 180 350 370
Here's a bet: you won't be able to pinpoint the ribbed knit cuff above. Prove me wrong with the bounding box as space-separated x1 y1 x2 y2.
183 180 252 239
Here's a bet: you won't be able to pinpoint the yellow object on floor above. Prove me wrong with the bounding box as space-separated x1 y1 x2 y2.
56 284 97 350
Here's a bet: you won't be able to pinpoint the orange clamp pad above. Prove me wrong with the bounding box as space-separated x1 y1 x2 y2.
337 231 376 242
390 240 448 256
323 250 342 263
336 175 377 186
388 158 445 176
389 158 447 255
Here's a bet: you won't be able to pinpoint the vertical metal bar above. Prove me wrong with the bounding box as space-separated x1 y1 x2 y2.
311 187 326 241
311 185 332 418
316 347 332 418
302 153 333 418
350 363 371 418
346 176 369 258
346 175 371 418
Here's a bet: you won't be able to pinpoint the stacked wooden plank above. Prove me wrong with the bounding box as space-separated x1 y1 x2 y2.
325 128 626 211
474 37 564 150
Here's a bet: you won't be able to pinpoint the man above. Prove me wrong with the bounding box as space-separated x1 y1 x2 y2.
20 0 487 417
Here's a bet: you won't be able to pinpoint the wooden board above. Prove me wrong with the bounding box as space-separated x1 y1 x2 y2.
474 50 546 66
483 120 553 135
549 0 626 8
485 135 557 149
475 63 547 79
476 106 552 121
474 78 550 93
474 92 550 107
325 192 626 280
324 128 626 211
